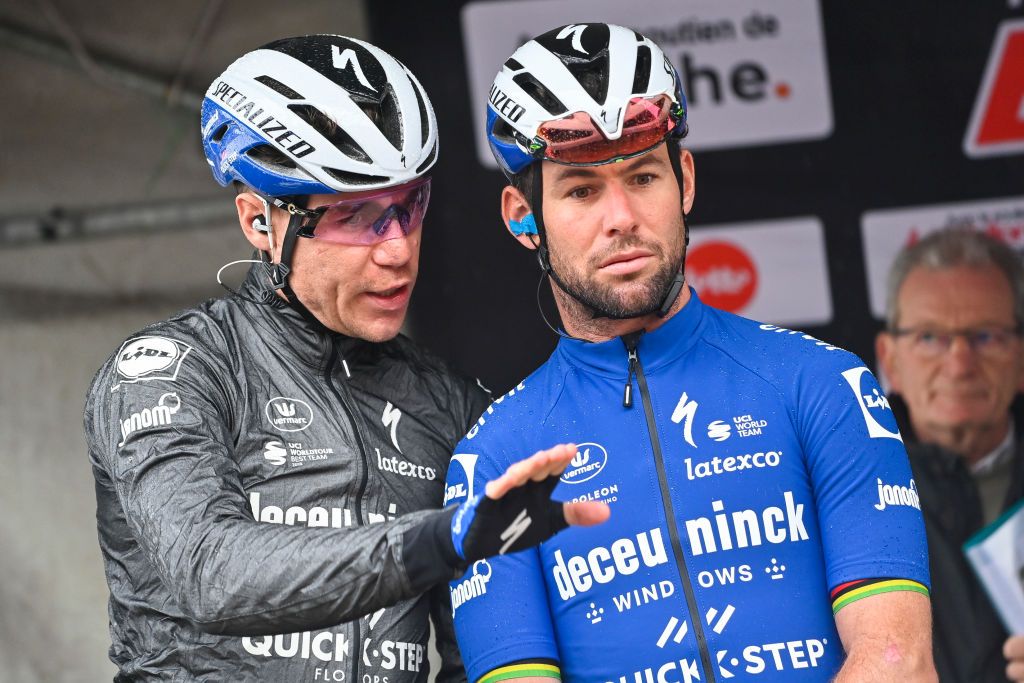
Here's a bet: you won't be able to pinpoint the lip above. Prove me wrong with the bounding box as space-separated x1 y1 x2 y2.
598 249 654 275
364 283 412 310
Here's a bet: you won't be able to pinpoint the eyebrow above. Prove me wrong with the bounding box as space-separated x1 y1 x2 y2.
548 154 667 184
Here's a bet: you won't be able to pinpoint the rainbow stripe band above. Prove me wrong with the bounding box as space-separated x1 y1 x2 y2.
831 579 929 615
479 663 561 683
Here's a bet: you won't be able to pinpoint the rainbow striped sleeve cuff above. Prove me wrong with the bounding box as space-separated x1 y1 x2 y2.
479 662 561 683
830 578 929 615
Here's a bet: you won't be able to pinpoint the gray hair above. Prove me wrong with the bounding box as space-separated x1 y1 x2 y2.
885 227 1024 329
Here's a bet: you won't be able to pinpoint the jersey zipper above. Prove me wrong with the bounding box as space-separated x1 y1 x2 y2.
324 339 368 683
623 332 717 683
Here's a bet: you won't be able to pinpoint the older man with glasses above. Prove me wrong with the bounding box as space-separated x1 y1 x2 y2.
876 227 1024 683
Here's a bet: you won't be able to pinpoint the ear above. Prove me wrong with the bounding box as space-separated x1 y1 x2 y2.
679 147 696 215
500 185 538 250
875 331 901 394
236 192 273 254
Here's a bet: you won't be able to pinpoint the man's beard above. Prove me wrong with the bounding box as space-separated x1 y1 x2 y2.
547 229 686 321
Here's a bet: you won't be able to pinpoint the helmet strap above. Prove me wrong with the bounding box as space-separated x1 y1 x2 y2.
262 197 329 329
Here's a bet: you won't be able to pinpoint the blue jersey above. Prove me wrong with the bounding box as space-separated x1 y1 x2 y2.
445 290 929 683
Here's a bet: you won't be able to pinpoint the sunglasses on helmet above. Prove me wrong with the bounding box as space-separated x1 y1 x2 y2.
526 95 682 166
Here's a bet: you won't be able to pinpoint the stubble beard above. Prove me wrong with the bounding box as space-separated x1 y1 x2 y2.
547 224 686 327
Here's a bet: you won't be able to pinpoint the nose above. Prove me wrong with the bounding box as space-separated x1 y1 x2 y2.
943 334 980 376
371 219 414 267
601 181 640 234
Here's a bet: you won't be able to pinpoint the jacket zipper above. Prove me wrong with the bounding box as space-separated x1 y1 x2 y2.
623 332 716 683
324 340 368 683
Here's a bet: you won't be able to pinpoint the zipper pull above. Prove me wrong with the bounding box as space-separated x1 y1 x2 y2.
622 332 641 408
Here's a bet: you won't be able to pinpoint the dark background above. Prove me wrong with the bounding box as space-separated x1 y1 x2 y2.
369 1 1024 393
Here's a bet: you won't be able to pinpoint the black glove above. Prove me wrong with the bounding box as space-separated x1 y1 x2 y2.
451 471 568 562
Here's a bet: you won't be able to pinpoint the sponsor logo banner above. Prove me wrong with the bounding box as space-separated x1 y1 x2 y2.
964 19 1024 158
461 0 833 168
560 442 609 484
861 196 1024 318
874 477 920 511
265 397 314 432
451 560 493 612
263 440 335 468
115 336 192 385
688 217 831 326
118 392 180 446
444 453 479 506
840 367 902 442
375 447 437 480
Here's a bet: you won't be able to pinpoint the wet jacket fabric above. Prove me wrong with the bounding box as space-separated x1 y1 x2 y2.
904 431 1024 683
84 268 489 682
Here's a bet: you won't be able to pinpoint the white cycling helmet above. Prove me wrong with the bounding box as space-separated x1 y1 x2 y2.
202 34 438 195
487 23 687 176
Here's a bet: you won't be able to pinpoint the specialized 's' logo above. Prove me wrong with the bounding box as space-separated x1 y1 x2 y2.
266 397 313 432
331 45 376 91
118 392 180 446
444 453 479 506
450 560 492 612
115 336 192 386
840 367 902 442
557 24 589 54
707 420 732 442
382 401 402 453
671 392 699 448
560 442 609 484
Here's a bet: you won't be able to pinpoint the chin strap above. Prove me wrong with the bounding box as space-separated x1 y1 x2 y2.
262 197 329 330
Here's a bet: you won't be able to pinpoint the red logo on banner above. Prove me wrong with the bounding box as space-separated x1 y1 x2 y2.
686 241 758 312
965 19 1024 157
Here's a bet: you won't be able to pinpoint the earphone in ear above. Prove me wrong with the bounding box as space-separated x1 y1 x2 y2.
252 214 268 233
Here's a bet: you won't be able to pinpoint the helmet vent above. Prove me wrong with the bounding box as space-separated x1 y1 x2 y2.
246 144 297 169
512 72 568 116
324 167 389 186
211 123 229 143
412 83 430 146
504 57 524 71
376 85 404 150
288 104 371 163
566 54 610 104
632 46 652 94
255 75 303 100
415 141 437 174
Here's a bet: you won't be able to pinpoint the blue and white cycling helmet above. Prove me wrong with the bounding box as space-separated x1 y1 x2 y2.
486 23 688 177
201 34 439 196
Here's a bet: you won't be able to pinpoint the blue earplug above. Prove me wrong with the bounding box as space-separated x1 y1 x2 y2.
510 213 538 236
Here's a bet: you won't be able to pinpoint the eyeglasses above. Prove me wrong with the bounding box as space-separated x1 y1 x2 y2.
525 95 683 166
268 177 431 246
890 326 1022 358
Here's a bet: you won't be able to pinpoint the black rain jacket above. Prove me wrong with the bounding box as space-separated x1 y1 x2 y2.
84 268 489 681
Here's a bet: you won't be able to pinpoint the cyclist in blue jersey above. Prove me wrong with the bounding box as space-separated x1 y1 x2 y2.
445 23 937 683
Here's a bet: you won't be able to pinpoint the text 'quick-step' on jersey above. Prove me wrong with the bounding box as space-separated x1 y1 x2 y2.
445 289 929 683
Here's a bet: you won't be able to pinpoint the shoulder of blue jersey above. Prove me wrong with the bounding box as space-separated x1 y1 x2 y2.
703 308 866 378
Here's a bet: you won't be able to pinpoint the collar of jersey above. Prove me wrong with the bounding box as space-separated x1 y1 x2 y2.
556 286 707 377
238 264 362 371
